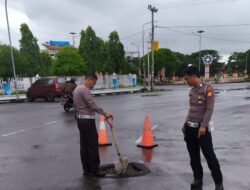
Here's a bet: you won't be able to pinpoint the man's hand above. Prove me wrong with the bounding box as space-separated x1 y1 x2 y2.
198 127 206 138
104 113 113 119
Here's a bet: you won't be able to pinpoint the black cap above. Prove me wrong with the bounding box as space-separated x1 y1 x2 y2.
184 65 200 78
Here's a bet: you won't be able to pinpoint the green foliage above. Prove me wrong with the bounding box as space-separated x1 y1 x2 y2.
173 52 189 76
78 28 128 74
106 31 126 74
19 23 40 76
39 51 52 76
0 44 28 78
78 26 106 73
125 56 139 75
154 48 177 77
52 46 86 76
227 51 249 74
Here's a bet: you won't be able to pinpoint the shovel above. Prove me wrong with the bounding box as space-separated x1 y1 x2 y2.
106 119 128 174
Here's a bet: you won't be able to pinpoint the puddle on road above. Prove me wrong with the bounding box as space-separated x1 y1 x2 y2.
141 94 162 97
216 87 250 92
214 146 243 150
32 145 42 149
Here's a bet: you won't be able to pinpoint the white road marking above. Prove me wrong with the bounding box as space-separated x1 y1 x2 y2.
1 121 57 137
135 124 159 144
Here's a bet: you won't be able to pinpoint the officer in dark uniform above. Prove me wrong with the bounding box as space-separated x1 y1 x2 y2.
182 66 224 190
73 74 112 177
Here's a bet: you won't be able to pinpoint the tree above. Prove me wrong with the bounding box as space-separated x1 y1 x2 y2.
154 48 177 77
78 26 104 73
173 52 189 77
39 51 52 76
106 31 126 74
0 44 28 78
78 29 86 58
19 23 40 76
227 52 248 74
52 46 86 76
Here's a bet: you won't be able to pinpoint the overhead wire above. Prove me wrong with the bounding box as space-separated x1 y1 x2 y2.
158 0 240 9
156 25 250 44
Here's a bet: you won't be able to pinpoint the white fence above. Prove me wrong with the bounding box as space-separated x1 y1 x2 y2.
0 74 137 95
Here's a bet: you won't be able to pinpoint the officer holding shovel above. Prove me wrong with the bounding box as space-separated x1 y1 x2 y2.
73 74 113 177
182 66 223 190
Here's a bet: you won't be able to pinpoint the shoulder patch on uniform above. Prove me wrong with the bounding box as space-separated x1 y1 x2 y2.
206 86 214 97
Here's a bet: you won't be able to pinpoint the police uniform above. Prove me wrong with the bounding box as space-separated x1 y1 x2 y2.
73 84 106 175
64 81 77 93
184 82 223 185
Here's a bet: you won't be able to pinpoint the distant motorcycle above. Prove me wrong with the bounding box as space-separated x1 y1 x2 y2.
61 92 73 112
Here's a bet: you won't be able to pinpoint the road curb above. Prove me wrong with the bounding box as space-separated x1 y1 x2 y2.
0 88 145 104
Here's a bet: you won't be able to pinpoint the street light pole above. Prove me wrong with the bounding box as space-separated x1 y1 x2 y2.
142 23 150 88
197 30 204 74
69 32 76 47
5 0 19 99
131 42 141 79
245 51 248 76
142 21 158 89
148 5 158 91
147 40 151 90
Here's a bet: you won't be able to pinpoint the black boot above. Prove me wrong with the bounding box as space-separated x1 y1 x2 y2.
94 168 106 177
191 179 203 189
215 184 224 190
84 168 106 177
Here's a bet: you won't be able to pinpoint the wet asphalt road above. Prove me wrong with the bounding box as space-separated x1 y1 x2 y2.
0 83 250 190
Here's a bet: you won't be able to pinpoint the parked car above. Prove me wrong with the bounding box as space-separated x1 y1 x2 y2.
26 77 65 102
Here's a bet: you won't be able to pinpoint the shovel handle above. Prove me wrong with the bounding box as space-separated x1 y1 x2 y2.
106 119 122 157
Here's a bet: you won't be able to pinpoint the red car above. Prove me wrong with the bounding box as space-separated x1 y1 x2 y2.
26 77 65 102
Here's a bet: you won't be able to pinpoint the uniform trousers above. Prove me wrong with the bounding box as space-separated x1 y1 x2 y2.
77 119 100 173
184 124 223 184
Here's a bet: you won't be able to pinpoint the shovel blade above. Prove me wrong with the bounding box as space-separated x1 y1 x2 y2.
114 160 123 174
114 156 128 174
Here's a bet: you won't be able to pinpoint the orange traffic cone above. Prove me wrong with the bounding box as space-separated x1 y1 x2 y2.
137 115 158 149
98 115 112 147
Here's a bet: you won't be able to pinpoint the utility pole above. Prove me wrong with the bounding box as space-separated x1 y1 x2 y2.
148 5 158 91
5 0 19 99
197 30 204 74
69 32 76 47
142 21 158 89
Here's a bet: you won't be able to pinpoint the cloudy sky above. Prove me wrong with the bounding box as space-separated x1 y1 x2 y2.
1 0 250 61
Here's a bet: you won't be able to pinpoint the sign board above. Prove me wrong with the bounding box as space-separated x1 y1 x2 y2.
153 40 159 51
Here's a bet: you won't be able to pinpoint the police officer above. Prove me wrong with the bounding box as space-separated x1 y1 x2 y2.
73 74 112 177
64 78 77 94
182 66 223 190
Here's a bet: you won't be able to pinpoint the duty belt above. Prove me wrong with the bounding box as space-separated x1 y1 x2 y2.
187 121 199 128
77 114 95 119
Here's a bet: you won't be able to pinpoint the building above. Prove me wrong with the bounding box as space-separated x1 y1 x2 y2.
42 40 70 58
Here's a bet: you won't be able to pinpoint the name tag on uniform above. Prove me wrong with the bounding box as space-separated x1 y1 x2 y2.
197 95 205 104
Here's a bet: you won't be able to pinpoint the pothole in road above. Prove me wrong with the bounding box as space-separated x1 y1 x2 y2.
100 162 150 178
